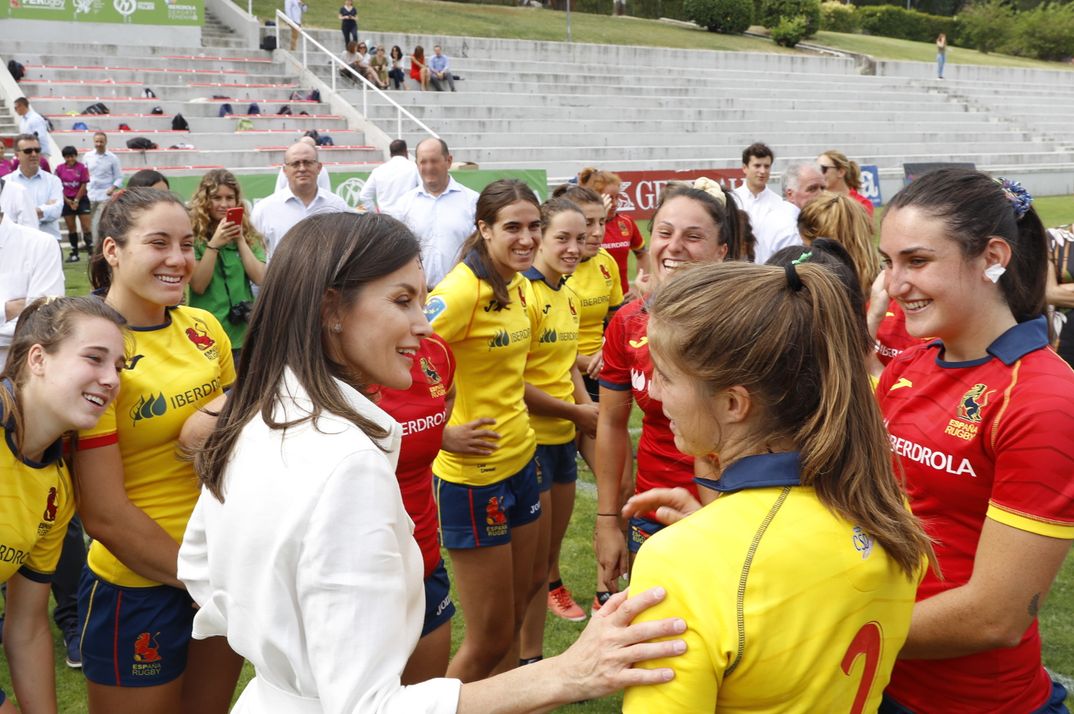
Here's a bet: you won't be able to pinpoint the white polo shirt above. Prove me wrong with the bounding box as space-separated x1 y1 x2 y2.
251 186 350 258
753 200 803 265
399 177 478 288
732 183 799 264
358 156 420 220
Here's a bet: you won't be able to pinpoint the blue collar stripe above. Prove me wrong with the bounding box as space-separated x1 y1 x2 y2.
694 451 802 493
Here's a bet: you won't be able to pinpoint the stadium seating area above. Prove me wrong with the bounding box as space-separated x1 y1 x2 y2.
6 8 1074 197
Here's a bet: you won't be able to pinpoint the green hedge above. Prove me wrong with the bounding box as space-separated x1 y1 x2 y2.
684 0 753 32
857 5 956 42
820 1 860 32
1005 3 1074 59
852 0 963 19
759 0 821 35
771 14 808 44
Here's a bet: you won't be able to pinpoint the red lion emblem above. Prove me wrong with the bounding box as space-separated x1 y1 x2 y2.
516 286 527 308
599 264 611 280
184 326 215 351
43 487 58 522
568 298 577 316
485 496 507 526
134 632 161 663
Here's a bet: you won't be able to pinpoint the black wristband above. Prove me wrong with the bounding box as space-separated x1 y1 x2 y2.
596 513 620 517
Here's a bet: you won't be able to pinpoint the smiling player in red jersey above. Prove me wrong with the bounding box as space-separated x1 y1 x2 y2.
877 169 1074 714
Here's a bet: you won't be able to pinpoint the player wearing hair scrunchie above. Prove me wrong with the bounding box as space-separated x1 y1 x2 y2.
877 171 1074 714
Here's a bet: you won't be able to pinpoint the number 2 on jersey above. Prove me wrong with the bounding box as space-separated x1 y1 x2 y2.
841 621 883 714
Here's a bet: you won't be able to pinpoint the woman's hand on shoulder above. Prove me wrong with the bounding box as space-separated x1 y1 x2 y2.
551 587 685 700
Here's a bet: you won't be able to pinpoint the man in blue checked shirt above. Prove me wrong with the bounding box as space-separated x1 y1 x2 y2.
428 46 457 92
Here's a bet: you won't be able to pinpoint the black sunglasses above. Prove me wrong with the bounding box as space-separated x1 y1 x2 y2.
20 147 42 155
819 164 837 172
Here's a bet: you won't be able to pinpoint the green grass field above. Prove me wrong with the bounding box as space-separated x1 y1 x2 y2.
813 30 1074 70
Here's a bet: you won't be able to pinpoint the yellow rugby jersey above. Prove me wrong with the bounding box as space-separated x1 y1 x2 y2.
624 452 922 714
523 267 581 445
568 249 623 356
79 306 234 588
426 258 539 486
0 426 74 585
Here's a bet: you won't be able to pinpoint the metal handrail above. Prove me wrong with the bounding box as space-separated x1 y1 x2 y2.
274 10 439 141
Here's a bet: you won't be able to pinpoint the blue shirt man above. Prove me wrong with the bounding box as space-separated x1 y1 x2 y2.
428 46 456 92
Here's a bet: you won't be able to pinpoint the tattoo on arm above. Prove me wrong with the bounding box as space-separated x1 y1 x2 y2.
1028 593 1040 618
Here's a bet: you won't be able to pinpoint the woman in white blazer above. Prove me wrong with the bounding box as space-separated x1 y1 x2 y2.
177 211 687 713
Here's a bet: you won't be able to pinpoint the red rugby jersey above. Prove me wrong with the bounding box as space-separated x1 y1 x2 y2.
877 317 1074 713
874 301 926 366
602 214 645 295
599 299 695 498
377 334 455 579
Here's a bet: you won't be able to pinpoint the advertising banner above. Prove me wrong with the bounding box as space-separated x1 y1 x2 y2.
610 168 744 222
858 164 882 207
166 168 549 207
6 0 202 26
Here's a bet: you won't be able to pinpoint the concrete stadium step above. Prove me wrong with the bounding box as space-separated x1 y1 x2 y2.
427 128 1037 150
363 103 977 123
52 129 367 151
450 140 1059 165
45 113 350 132
10 41 270 59
33 98 328 118
394 115 1006 136
350 89 965 113
23 66 294 84
109 145 380 169
19 82 306 103
16 55 280 73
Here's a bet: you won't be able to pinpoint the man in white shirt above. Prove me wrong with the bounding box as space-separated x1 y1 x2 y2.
751 160 828 264
359 139 420 220
85 132 123 239
0 218 65 364
0 177 40 228
7 134 64 241
399 138 478 288
14 97 53 159
732 142 790 263
252 141 349 258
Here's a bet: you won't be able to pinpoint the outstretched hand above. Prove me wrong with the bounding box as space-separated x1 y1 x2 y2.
622 487 702 527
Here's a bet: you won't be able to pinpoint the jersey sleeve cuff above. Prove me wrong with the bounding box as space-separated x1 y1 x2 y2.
77 432 118 450
17 566 54 584
987 503 1074 540
598 379 631 392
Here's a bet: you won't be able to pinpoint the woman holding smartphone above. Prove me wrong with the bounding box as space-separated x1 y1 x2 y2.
188 169 267 364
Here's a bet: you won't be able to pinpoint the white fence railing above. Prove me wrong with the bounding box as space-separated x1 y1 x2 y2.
274 10 439 141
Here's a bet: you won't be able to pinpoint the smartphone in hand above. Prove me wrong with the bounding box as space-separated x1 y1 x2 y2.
225 206 244 225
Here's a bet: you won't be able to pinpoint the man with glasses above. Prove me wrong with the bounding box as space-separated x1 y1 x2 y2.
252 141 349 258
14 98 53 159
6 135 63 241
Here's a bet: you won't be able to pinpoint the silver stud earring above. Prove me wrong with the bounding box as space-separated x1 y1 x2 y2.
332 323 342 334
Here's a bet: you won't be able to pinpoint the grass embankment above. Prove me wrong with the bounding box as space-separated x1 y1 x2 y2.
253 0 1074 70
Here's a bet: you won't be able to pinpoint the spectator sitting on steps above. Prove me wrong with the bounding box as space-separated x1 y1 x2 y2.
409 45 430 91
428 45 457 92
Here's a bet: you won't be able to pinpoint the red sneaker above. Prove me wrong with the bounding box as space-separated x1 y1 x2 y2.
548 585 587 622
